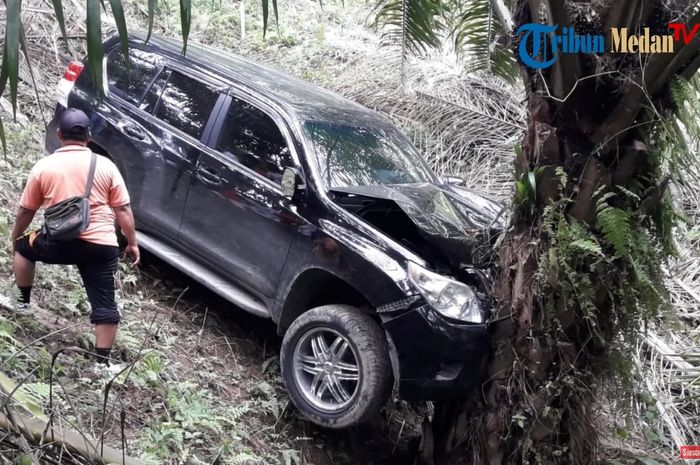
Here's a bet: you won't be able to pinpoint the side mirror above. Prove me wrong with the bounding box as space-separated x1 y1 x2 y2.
281 167 305 199
441 175 465 186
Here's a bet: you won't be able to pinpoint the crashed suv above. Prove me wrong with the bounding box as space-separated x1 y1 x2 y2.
46 33 506 428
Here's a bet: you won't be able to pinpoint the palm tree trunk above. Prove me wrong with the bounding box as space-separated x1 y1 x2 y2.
0 409 143 465
429 2 700 464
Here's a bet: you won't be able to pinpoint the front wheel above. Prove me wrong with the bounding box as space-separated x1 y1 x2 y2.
280 304 392 428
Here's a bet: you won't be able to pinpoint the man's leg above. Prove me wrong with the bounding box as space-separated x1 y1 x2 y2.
95 323 118 353
77 245 120 365
13 234 40 304
14 253 36 302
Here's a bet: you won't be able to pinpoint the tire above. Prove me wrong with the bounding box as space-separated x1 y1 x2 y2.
280 304 392 428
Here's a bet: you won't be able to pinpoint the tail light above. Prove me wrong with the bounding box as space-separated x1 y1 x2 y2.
63 61 84 81
56 61 85 107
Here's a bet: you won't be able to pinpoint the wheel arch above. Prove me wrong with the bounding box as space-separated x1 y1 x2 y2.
88 141 109 157
277 268 375 334
88 141 128 184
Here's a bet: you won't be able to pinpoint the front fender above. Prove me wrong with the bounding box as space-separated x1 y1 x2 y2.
273 221 410 325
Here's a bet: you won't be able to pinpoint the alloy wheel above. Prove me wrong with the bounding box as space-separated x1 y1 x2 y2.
292 327 361 413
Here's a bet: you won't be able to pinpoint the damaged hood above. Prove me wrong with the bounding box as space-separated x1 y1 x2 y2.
331 183 507 268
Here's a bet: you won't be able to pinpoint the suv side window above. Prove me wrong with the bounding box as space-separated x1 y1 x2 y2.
153 71 219 140
216 97 292 184
107 48 164 104
140 69 171 113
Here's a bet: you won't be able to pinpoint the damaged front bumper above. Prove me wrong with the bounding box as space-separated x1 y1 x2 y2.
380 300 491 400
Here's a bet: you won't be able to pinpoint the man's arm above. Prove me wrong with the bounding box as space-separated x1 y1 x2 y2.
11 206 37 247
14 165 42 246
114 204 140 267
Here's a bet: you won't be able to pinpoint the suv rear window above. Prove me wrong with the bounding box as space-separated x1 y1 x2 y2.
107 47 164 104
152 71 219 140
216 97 292 184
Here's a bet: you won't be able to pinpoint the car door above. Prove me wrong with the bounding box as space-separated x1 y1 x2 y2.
135 68 224 240
101 46 169 228
178 93 303 297
102 48 223 241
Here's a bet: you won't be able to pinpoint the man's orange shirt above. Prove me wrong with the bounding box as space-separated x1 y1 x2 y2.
20 145 130 247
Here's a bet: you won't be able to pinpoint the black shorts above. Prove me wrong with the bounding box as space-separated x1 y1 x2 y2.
15 232 121 325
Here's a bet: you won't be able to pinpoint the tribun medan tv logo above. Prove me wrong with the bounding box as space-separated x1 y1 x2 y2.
517 23 699 69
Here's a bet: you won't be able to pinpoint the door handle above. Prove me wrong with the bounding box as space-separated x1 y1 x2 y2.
164 149 191 168
196 166 222 186
123 124 147 141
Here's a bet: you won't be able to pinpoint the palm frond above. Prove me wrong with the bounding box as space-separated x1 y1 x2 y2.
373 0 444 57
372 0 518 83
86 0 103 91
50 0 69 45
180 0 192 53
451 0 518 82
108 0 129 60
145 0 157 42
1 0 21 117
634 331 700 452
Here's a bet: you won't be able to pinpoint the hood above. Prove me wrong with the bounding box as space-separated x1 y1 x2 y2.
330 183 507 270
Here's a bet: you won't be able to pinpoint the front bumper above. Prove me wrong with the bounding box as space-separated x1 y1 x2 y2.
380 302 491 400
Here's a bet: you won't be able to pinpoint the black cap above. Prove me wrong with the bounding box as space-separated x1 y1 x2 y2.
59 108 91 139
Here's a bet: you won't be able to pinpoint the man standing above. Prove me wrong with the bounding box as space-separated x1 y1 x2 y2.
11 108 140 366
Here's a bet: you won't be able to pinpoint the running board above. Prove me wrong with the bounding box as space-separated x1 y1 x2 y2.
136 232 270 319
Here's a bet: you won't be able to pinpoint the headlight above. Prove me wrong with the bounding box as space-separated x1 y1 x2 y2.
407 262 484 323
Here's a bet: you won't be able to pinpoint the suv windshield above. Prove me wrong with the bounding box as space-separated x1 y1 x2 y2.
303 121 437 189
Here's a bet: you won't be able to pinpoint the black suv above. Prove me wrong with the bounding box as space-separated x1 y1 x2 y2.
46 33 505 428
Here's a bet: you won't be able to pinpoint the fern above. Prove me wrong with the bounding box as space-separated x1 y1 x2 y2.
649 76 700 185
0 317 19 346
671 75 700 147
167 383 221 432
596 200 631 258
616 185 641 202
223 403 251 424
570 239 603 257
18 382 50 402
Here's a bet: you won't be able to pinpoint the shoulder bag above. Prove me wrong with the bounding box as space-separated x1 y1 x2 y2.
41 152 97 241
